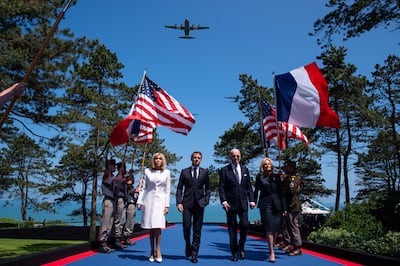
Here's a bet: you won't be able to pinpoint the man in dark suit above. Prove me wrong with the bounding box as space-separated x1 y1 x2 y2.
176 151 211 263
219 148 256 262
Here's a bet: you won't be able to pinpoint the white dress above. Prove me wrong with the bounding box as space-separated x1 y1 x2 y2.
137 168 171 229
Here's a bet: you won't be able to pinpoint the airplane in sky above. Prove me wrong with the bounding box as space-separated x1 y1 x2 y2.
164 18 209 39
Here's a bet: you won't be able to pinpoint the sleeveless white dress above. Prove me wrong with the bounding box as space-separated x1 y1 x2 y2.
137 168 171 229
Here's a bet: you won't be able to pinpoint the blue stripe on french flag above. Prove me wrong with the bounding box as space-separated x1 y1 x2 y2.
275 62 340 128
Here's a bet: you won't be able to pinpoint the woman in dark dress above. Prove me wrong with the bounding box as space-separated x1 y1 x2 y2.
254 157 286 263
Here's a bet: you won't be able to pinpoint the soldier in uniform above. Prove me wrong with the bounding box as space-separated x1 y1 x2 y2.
281 160 302 256
113 161 128 249
98 159 117 253
122 168 139 246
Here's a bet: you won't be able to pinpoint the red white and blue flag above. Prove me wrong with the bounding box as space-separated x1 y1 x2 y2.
274 62 340 128
110 75 195 146
261 98 310 148
110 106 154 146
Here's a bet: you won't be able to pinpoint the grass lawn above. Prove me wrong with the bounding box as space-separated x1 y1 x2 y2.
0 238 86 260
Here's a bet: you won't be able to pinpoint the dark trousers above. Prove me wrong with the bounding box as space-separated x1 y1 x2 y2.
283 211 302 248
183 202 205 255
226 206 249 254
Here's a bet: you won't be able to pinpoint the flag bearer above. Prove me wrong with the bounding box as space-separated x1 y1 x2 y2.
113 162 128 249
98 159 117 253
122 169 139 246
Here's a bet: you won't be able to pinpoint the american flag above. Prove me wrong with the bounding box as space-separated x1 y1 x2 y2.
110 75 195 146
261 98 284 148
260 98 309 148
129 119 154 143
133 75 195 135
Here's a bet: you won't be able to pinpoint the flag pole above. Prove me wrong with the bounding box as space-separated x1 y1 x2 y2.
126 69 146 119
257 91 268 158
139 68 147 93
122 143 129 163
138 144 147 190
130 145 136 170
272 71 282 169
135 69 148 190
0 0 74 128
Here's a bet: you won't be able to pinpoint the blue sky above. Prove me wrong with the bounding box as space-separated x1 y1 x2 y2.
61 0 398 203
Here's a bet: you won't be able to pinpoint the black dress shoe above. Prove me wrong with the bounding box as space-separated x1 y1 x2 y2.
240 250 245 258
191 256 198 263
231 254 238 262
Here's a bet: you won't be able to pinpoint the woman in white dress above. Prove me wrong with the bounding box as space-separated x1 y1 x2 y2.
137 152 170 263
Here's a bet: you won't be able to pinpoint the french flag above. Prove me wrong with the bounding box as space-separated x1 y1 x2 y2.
274 62 341 128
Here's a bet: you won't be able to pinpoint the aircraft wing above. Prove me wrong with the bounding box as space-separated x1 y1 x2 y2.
165 25 185 30
190 25 210 30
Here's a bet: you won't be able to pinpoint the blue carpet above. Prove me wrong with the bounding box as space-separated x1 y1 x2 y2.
63 224 358 266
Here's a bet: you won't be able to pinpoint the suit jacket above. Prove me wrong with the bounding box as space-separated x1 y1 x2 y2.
176 167 211 209
254 173 286 213
219 164 254 211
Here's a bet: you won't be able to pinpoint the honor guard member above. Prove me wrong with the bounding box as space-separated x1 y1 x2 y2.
281 160 302 256
113 162 128 249
98 159 117 253
122 169 139 246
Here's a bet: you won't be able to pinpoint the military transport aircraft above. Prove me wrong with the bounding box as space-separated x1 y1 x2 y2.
165 18 209 39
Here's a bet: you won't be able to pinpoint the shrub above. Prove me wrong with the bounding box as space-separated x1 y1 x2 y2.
307 227 358 248
323 203 383 238
359 231 400 258
307 203 400 258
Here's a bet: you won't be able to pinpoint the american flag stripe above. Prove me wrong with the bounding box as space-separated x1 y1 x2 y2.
157 89 194 118
261 98 284 148
132 77 195 134
261 98 309 148
132 120 154 143
282 122 310 145
134 94 194 133
155 89 195 124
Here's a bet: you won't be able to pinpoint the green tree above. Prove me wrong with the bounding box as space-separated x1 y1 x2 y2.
311 0 400 45
355 131 398 198
51 142 93 227
355 55 400 198
56 40 131 240
310 0 399 212
319 45 370 209
206 165 220 203
0 0 80 126
370 55 400 193
281 142 334 199
0 133 51 221
0 0 81 206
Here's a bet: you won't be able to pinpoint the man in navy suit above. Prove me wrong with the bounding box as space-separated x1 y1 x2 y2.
176 151 211 263
219 148 256 262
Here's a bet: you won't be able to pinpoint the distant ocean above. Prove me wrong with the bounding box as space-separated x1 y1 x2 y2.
1 198 334 226
1 199 258 225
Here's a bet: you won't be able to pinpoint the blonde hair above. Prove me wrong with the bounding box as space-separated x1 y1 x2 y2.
150 152 167 170
259 157 274 175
